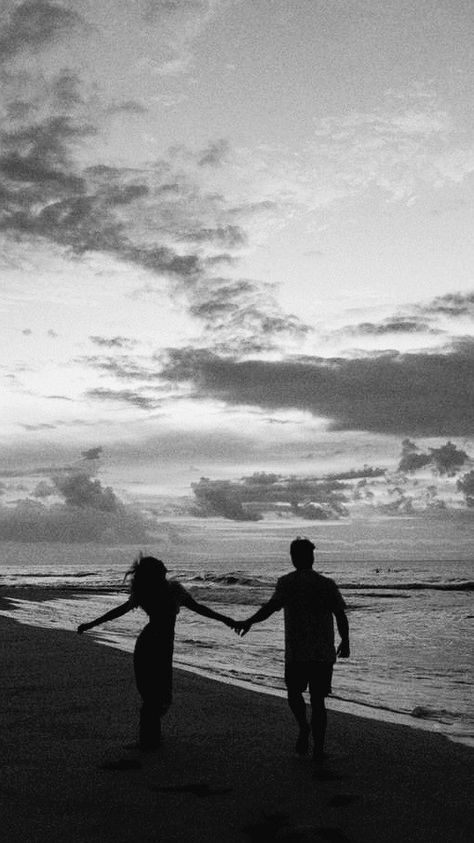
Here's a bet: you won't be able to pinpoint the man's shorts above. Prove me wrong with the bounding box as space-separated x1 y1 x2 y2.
284 661 333 698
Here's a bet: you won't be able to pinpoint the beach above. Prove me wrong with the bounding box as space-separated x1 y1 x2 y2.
1 595 473 843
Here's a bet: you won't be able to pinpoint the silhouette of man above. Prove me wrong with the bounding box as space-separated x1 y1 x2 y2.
235 538 349 766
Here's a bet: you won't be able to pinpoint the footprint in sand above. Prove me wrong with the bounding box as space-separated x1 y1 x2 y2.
242 814 351 842
99 758 142 771
152 782 232 797
326 794 359 808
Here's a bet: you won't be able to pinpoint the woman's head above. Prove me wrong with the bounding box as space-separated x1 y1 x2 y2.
125 554 168 607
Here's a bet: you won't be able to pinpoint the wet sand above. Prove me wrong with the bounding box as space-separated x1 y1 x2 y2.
0 602 473 842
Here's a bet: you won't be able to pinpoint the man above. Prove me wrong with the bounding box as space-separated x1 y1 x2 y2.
235 537 349 768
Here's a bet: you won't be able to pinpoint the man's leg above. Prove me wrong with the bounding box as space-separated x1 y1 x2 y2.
309 694 327 761
285 663 310 754
308 663 333 763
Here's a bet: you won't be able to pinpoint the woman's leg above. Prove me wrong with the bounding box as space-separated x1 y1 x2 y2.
133 627 173 749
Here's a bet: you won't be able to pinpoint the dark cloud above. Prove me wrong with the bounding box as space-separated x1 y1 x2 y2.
397 439 432 473
81 446 103 461
32 480 56 498
51 69 83 109
457 470 474 505
187 279 311 349
0 74 307 351
20 422 57 431
0 469 153 542
419 291 474 318
178 224 246 247
197 139 230 167
0 1 87 61
160 342 474 437
429 441 469 475
86 387 158 409
106 100 148 116
192 478 262 521
89 335 135 349
342 317 439 336
81 355 159 381
191 473 348 521
53 472 119 512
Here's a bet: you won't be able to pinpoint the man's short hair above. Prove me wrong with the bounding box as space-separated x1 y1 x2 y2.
290 537 315 568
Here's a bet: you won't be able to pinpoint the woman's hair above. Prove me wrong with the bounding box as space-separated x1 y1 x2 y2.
124 554 170 612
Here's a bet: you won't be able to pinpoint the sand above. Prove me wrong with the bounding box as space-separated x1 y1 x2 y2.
0 595 473 843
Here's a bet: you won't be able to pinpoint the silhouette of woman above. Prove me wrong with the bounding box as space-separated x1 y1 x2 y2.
77 554 236 750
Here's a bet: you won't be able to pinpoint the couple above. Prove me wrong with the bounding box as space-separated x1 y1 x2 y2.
77 538 350 768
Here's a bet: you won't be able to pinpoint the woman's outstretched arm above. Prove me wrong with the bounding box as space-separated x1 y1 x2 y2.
181 594 236 628
77 599 135 633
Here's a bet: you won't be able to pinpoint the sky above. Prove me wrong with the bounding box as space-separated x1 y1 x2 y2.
2 0 474 515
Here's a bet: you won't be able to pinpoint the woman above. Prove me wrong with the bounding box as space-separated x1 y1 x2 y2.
77 554 236 750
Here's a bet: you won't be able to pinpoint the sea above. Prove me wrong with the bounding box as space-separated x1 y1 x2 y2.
1 517 473 748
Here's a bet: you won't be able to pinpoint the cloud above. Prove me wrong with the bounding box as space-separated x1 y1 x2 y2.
185 278 312 352
89 335 135 349
310 87 474 203
21 422 57 430
398 439 470 476
0 1 87 62
106 100 148 116
160 341 474 437
81 446 102 460
81 355 160 381
198 139 230 167
341 317 440 336
0 458 153 542
0 491 151 542
418 291 474 318
191 473 349 521
53 471 119 511
178 224 246 247
32 479 56 497
86 387 159 409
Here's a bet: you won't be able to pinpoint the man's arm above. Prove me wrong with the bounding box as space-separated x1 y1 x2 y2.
334 608 350 657
77 599 134 633
234 596 283 637
180 593 236 628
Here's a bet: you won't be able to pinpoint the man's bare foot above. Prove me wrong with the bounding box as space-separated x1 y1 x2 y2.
295 725 311 755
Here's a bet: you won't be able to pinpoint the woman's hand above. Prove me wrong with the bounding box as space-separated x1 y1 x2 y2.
77 622 92 634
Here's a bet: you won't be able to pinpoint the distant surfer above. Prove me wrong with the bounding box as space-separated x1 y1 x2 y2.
234 537 350 770
77 555 236 750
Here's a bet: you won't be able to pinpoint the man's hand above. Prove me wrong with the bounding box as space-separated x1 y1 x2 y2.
233 619 252 637
336 640 350 658
77 623 91 635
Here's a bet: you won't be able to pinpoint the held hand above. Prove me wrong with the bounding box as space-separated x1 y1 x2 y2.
77 623 91 635
233 619 252 637
337 641 350 658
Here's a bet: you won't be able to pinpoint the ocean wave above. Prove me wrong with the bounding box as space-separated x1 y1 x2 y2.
189 572 271 587
1 570 473 594
3 571 100 579
342 581 474 592
189 573 474 592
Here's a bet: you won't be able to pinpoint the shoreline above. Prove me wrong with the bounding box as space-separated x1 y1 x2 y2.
1 610 473 842
1 586 472 749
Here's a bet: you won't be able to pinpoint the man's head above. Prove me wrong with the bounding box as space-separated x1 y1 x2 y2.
290 537 315 570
